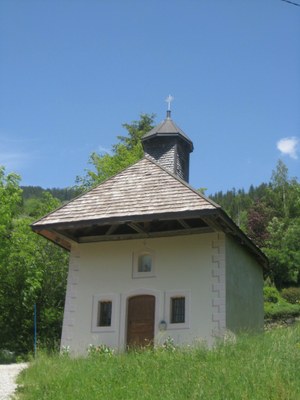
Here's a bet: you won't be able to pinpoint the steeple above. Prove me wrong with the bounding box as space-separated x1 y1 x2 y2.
141 97 194 182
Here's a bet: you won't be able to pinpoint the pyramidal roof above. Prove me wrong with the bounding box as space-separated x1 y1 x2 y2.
142 111 194 151
32 156 217 227
31 156 267 267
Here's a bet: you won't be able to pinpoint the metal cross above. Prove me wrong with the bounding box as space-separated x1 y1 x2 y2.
165 94 174 111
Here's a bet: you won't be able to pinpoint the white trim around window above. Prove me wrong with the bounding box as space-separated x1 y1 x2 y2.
91 293 118 333
132 248 156 278
164 290 191 330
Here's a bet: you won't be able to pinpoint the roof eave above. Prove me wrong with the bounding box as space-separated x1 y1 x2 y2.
142 132 194 151
31 206 268 270
31 208 218 232
215 208 269 270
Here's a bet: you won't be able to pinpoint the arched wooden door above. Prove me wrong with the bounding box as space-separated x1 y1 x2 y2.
126 295 155 348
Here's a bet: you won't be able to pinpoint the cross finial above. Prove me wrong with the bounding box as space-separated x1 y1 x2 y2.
165 94 174 111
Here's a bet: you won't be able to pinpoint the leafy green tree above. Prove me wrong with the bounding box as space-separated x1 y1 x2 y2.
260 160 300 287
287 179 300 219
0 216 68 353
77 113 155 190
267 160 299 218
0 166 22 241
0 169 68 354
0 167 23 351
23 191 61 218
264 217 300 288
0 167 23 311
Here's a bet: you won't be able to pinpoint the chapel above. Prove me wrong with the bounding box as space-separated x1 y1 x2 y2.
32 105 267 353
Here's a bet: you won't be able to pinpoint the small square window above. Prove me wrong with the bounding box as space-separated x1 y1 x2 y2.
138 254 152 272
98 301 112 327
132 248 155 278
171 297 185 324
165 291 190 329
92 294 117 333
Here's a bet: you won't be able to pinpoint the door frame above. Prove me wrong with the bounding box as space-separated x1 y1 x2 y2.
119 288 161 350
126 294 155 347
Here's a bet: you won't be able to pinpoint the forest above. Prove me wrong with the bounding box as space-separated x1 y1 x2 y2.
0 114 299 356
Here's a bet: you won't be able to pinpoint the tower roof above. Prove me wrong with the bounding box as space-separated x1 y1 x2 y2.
142 111 194 152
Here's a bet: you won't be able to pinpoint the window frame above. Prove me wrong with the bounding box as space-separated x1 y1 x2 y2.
98 300 112 327
132 249 156 279
165 290 190 330
92 294 117 333
171 296 185 324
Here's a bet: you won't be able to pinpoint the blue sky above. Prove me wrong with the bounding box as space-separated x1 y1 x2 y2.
0 0 299 195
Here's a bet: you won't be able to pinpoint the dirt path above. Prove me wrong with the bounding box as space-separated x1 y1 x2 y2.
0 363 28 400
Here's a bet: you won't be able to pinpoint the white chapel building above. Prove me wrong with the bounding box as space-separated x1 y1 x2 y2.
32 108 267 354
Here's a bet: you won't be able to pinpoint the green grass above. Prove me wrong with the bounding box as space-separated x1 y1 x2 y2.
16 324 300 400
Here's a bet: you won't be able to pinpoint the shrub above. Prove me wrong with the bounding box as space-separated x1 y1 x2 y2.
281 287 300 304
264 301 300 320
0 349 16 364
263 286 280 303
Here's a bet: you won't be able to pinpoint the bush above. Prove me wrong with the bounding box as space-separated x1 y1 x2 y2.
264 301 300 320
263 286 280 303
281 287 300 304
0 349 16 364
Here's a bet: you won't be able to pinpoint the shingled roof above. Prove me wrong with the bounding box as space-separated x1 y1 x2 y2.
33 157 217 226
31 156 267 267
142 113 194 151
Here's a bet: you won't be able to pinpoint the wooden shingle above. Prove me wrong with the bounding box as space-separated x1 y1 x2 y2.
32 156 218 226
31 156 267 267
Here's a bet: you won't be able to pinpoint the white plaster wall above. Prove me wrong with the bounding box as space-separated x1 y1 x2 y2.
61 233 220 355
60 247 80 351
225 236 264 332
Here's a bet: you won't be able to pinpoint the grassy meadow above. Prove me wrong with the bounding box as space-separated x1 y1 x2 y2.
16 323 300 400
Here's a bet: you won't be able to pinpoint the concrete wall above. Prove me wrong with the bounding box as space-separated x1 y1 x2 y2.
61 233 221 355
225 235 264 332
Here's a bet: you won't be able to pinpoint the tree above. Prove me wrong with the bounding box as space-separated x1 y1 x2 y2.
264 217 300 288
0 167 22 278
23 191 61 218
262 161 300 287
76 113 155 190
269 159 290 219
0 215 68 353
246 200 272 248
0 171 69 354
0 166 22 238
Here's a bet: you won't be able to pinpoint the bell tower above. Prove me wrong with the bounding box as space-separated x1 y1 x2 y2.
142 96 194 182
